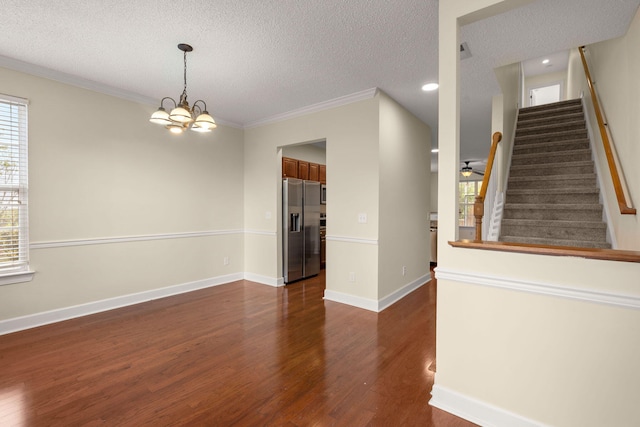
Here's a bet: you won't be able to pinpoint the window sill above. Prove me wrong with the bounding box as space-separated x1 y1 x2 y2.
0 270 35 286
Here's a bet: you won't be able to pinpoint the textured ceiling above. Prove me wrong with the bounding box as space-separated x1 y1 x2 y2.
0 0 638 171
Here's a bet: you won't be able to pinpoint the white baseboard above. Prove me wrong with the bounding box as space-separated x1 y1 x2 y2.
323 289 378 311
324 274 430 312
378 274 430 311
243 272 284 287
430 383 548 427
0 273 244 336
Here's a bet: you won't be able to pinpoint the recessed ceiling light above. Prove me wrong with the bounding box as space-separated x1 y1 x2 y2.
431 148 439 153
542 59 550 64
422 83 439 92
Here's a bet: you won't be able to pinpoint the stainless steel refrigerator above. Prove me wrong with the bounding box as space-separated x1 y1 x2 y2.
283 178 321 283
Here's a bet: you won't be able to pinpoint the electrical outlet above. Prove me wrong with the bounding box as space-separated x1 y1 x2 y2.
349 272 356 282
223 256 229 266
265 211 272 220
358 213 367 224
402 266 406 276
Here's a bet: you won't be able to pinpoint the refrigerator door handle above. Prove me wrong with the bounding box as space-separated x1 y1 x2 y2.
290 213 301 232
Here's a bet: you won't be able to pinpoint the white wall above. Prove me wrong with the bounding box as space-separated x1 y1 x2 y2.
566 9 640 250
434 1 640 426
378 92 431 301
0 66 245 324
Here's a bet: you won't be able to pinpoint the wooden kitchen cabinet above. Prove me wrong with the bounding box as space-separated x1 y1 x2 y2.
282 157 298 178
282 156 325 183
308 163 319 182
298 161 310 180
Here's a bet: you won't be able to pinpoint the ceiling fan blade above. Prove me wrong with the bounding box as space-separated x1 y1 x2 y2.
473 170 485 176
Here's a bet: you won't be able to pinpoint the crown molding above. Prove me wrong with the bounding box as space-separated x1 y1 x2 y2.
244 87 379 129
0 55 244 129
1 55 373 131
0 54 158 106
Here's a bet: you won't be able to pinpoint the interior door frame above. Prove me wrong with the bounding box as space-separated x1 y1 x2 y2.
526 80 564 107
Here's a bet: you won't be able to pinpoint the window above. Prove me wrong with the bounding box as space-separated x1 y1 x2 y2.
459 180 482 227
0 94 32 284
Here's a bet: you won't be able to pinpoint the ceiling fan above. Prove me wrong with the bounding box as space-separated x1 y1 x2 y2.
461 161 484 177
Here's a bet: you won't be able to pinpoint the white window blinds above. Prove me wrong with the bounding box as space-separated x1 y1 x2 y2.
0 95 29 274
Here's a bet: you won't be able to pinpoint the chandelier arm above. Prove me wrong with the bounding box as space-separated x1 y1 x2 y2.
192 100 207 115
160 97 177 109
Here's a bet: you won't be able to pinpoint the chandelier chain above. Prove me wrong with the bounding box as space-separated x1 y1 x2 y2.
182 50 188 98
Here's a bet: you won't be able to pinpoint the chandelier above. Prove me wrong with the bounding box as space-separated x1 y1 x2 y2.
149 43 217 134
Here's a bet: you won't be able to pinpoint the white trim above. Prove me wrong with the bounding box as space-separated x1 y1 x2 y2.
0 273 244 336
0 55 242 129
430 383 548 427
0 270 35 286
244 88 379 128
0 93 29 104
244 229 278 237
30 230 243 249
436 267 640 310
581 97 618 249
244 272 284 287
325 235 379 245
323 289 378 312
378 274 430 312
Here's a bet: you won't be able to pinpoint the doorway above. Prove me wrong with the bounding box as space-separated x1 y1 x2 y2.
529 83 561 107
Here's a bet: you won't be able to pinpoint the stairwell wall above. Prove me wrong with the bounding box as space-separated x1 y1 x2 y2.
566 6 640 250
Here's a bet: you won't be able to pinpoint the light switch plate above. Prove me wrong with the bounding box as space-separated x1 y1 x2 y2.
358 213 367 224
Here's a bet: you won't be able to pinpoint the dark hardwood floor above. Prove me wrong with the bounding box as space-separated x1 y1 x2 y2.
0 269 476 426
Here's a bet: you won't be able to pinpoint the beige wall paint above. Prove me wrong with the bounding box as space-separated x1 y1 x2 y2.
244 97 380 298
436 1 640 426
282 143 326 165
0 66 245 321
378 92 431 299
566 9 640 250
430 172 438 213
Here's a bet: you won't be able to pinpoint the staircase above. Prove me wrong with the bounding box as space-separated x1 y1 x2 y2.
500 99 611 249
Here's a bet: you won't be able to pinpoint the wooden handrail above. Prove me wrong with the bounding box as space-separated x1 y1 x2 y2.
473 131 502 240
579 46 636 215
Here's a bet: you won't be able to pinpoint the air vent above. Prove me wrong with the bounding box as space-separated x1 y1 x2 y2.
460 42 472 60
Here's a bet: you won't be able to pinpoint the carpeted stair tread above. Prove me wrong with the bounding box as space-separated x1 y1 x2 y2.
516 112 585 128
501 219 606 229
500 235 611 249
506 188 599 195
511 149 592 165
515 129 588 144
513 139 590 154
501 220 607 242
518 99 582 113
515 120 585 137
508 173 595 183
503 203 603 211
509 161 594 177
